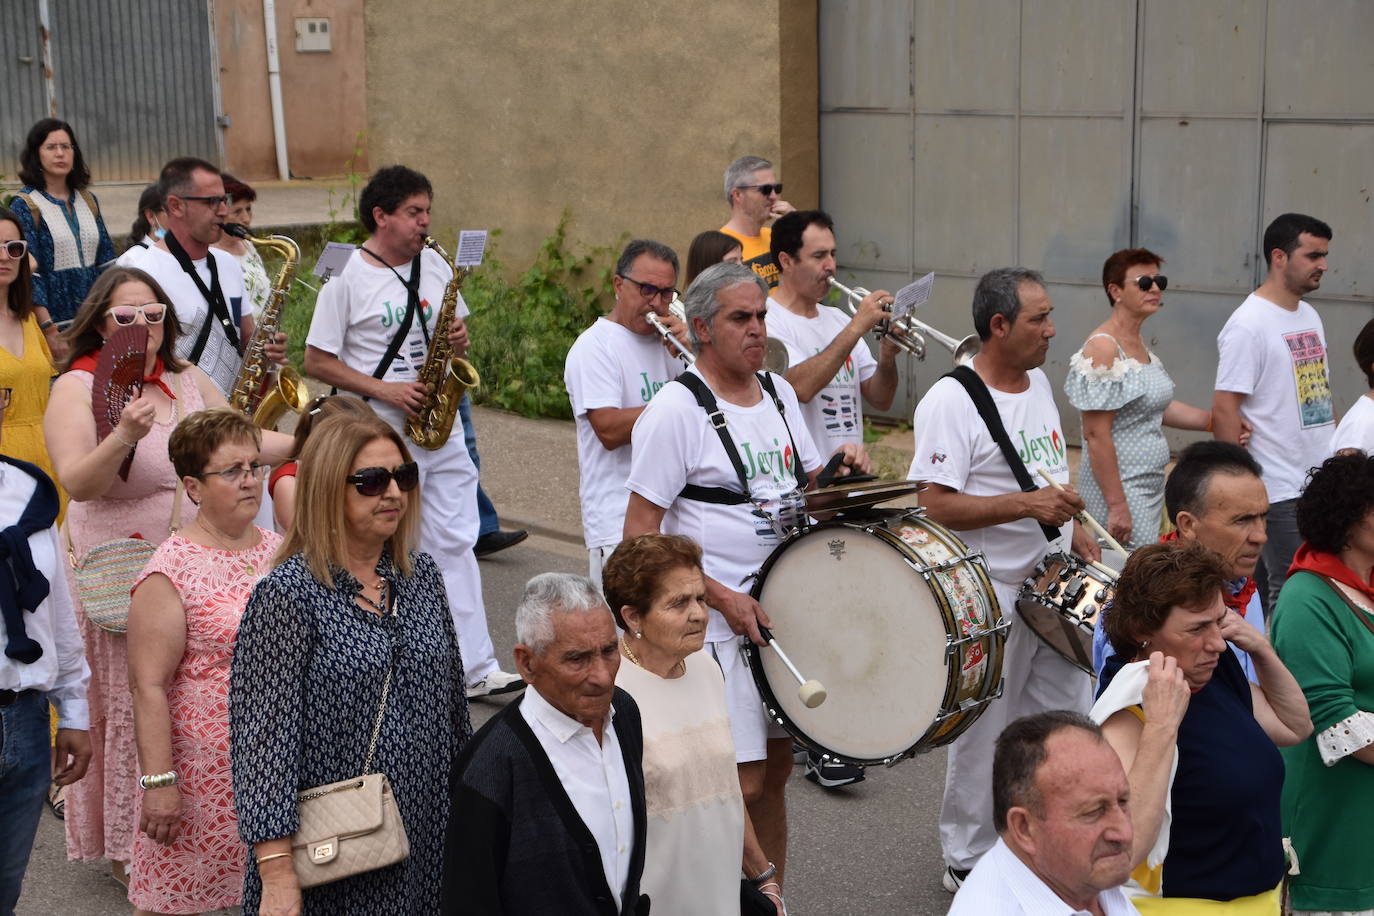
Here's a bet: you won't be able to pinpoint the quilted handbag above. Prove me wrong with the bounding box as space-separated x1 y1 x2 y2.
292 657 410 886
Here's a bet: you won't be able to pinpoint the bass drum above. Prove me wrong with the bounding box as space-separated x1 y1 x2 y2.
745 509 1007 766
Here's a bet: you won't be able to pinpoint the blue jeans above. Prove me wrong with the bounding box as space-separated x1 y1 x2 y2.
0 692 52 916
459 393 499 536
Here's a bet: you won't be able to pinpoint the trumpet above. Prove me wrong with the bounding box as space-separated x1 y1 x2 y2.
647 298 695 364
827 277 980 367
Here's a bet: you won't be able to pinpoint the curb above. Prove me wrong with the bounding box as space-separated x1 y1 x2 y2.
498 515 584 548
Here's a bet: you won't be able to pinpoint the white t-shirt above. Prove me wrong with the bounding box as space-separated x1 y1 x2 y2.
908 365 1072 585
764 298 877 451
1330 393 1374 456
626 369 824 641
564 318 681 549
1215 293 1334 502
128 244 247 396
306 247 467 430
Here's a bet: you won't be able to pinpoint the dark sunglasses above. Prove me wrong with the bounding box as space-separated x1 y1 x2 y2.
0 240 28 260
1131 274 1167 292
617 273 679 302
737 183 783 197
347 461 420 497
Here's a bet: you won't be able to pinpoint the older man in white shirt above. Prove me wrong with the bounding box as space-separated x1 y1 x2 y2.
951 710 1140 916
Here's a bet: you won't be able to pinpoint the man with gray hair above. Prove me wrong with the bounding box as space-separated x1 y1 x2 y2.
909 267 1098 891
720 155 795 289
564 239 685 582
444 573 650 915
624 261 870 886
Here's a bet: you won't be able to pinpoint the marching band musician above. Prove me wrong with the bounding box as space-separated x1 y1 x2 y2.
719 155 795 290
563 239 684 582
623 262 871 892
302 165 523 701
764 209 900 790
907 267 1099 893
125 158 271 397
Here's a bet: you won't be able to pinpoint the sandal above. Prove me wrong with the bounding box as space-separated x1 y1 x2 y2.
46 782 65 820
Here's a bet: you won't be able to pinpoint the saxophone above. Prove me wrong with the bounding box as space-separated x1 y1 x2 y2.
223 223 311 428
405 236 480 450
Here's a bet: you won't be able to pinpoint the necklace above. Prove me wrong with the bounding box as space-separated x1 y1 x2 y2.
620 636 685 678
356 578 389 615
193 516 259 577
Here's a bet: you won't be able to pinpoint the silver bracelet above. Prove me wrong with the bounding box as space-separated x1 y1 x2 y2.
138 770 178 790
112 428 138 449
750 862 777 885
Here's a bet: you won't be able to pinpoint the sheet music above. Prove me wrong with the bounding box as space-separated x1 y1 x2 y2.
456 230 489 267
891 271 935 322
313 241 357 279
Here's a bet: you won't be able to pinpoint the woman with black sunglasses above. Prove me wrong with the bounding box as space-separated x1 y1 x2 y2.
1064 248 1227 549
43 267 292 883
230 412 471 916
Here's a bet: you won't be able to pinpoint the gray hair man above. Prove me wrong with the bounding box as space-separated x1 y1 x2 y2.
719 155 795 289
564 239 684 582
624 261 871 887
950 711 1140 914
444 572 650 915
910 267 1098 890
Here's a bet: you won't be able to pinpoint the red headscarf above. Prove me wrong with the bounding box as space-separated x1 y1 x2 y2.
1289 543 1374 602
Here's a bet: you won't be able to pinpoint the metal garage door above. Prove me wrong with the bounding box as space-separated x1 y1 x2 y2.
820 0 1374 440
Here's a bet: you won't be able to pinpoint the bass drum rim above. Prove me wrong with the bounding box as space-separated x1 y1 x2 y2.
743 510 1005 766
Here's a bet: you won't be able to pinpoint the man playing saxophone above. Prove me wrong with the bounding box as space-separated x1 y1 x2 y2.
303 165 524 699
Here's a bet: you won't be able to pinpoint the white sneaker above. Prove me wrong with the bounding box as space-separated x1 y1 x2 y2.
942 865 970 893
465 671 526 699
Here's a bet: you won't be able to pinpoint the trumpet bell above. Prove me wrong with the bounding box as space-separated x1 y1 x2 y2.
952 334 981 368
764 339 790 374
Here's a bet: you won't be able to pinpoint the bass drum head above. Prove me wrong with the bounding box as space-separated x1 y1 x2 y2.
752 520 952 763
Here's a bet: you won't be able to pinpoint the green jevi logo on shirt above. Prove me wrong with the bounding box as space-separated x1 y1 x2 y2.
1016 424 1066 467
638 372 669 403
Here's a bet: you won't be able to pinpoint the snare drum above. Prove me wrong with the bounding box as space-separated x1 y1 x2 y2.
744 509 1006 766
1016 553 1117 674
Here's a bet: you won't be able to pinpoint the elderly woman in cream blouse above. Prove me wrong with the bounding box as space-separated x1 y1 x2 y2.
603 534 782 915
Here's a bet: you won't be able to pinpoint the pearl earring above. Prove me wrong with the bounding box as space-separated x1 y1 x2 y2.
635 631 643 639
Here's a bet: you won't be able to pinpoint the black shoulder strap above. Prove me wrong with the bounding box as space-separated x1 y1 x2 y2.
367 253 422 382
757 371 808 490
943 365 1060 543
166 233 240 362
673 372 751 505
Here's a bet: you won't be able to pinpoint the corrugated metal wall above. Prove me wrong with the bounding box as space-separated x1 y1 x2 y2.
1 0 219 183
820 0 1374 444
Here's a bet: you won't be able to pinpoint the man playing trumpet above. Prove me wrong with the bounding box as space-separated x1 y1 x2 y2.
563 239 685 582
303 165 522 700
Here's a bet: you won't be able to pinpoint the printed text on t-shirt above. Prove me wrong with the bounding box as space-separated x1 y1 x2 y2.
1284 330 1334 428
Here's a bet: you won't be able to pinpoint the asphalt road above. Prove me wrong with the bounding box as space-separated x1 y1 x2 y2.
17 533 955 915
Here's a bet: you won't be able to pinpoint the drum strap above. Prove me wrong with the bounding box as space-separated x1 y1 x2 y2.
943 365 1060 543
673 371 807 505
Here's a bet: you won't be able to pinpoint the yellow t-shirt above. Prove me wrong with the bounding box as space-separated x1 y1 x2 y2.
719 225 778 289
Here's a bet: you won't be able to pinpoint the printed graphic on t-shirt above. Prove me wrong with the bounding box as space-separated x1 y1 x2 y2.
744 252 779 289
1015 423 1070 478
814 352 860 441
1284 330 1334 428
638 372 670 403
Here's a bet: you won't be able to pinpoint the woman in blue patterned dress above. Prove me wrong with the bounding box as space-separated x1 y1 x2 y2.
10 119 115 344
229 412 471 915
1065 249 1224 549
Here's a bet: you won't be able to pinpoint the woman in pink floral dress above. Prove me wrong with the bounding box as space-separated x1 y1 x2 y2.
127 409 282 914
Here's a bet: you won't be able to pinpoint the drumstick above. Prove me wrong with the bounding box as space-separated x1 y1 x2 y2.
1089 559 1120 578
1034 468 1132 558
758 625 827 708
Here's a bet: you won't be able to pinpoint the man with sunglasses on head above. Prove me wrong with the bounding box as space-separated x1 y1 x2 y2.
720 155 795 290
564 239 685 583
303 165 523 700
1213 213 1336 610
126 158 279 398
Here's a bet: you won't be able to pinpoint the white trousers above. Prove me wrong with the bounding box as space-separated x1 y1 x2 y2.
939 578 1093 870
587 544 614 588
410 434 499 685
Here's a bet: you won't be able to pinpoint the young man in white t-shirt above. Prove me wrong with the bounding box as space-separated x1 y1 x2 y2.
127 157 262 397
764 209 900 788
909 267 1097 891
564 239 685 582
1330 318 1374 456
624 262 870 888
303 165 522 700
1213 213 1336 607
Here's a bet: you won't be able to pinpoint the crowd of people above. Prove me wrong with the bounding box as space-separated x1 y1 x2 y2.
0 125 1372 916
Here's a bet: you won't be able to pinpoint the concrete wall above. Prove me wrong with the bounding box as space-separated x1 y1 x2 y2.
215 0 369 181
363 1 819 270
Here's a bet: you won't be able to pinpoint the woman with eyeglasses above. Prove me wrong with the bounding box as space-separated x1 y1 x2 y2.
43 267 290 882
1064 248 1227 549
10 118 116 350
230 412 471 916
0 207 62 504
126 408 281 915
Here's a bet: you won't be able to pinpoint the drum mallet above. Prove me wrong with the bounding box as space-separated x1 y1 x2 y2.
757 625 827 708
1035 469 1131 558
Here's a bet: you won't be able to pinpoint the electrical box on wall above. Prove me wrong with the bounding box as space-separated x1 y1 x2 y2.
295 18 331 53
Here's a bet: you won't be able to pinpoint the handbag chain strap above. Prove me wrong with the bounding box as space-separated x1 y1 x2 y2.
360 653 396 775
